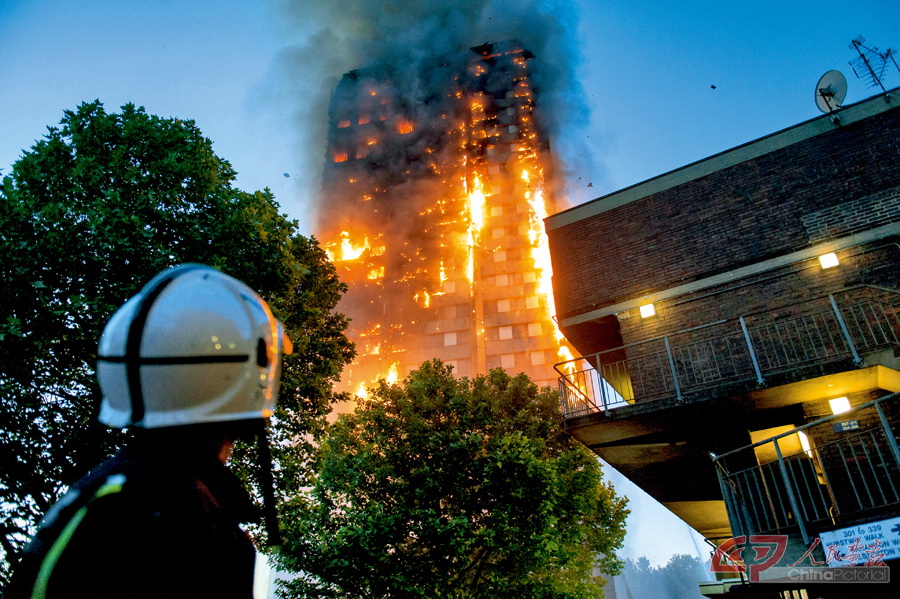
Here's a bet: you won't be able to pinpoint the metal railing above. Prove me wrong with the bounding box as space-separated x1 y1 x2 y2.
555 286 900 418
713 392 900 543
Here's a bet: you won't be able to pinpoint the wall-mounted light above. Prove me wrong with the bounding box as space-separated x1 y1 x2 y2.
818 252 840 269
829 396 851 415
639 303 656 318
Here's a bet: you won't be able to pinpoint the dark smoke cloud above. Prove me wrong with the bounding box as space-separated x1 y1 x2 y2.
268 0 592 222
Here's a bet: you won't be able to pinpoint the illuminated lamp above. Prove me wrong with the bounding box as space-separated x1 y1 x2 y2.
829 396 851 415
818 252 839 269
639 303 656 318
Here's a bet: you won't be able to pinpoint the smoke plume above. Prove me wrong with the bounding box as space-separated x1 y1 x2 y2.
268 0 591 220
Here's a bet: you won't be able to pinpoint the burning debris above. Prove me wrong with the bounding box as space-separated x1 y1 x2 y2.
317 41 577 397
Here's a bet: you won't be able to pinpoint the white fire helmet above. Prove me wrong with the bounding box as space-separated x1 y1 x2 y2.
97 264 292 429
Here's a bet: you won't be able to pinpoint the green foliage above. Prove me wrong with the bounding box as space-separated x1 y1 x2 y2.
619 554 710 599
0 101 355 584
276 360 629 599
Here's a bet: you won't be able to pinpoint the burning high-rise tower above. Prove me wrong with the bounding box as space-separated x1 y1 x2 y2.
317 41 574 394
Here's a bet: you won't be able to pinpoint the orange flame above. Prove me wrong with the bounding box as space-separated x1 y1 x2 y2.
384 362 399 385
521 167 576 364
326 231 369 262
465 175 487 288
322 48 574 397
415 290 431 308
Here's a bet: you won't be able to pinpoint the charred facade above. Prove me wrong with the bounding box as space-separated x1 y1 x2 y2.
317 42 573 394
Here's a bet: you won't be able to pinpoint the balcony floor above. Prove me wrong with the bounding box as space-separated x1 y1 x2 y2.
566 365 900 538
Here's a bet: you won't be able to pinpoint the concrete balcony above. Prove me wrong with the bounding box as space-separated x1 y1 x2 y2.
554 286 900 539
714 392 900 543
556 286 900 420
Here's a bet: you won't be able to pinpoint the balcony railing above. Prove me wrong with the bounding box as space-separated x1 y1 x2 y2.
555 286 900 418
712 392 900 543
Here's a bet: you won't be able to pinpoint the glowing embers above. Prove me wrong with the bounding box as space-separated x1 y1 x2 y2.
414 290 431 308
514 81 533 99
357 325 384 357
469 92 487 127
325 231 370 262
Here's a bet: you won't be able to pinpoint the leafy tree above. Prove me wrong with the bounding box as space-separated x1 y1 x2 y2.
277 360 629 599
661 554 709 599
0 101 355 585
619 556 658 599
617 554 709 599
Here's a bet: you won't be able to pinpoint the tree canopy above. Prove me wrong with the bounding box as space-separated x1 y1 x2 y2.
0 101 355 585
277 360 629 599
618 554 710 599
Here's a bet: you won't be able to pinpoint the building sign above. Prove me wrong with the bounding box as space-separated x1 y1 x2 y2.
819 517 900 567
832 420 860 432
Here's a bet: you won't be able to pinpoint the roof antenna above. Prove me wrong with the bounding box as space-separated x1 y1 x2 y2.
849 36 898 94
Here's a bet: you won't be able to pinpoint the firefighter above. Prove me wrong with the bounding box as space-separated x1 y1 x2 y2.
9 264 291 599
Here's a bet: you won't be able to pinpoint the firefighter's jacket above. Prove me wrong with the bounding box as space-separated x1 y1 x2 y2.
9 439 259 599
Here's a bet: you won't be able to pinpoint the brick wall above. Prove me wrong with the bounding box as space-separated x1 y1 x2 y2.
615 247 900 346
549 106 900 329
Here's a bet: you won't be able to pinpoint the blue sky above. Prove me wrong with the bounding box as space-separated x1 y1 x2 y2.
1 0 898 569
2 1 898 231
577 1 899 202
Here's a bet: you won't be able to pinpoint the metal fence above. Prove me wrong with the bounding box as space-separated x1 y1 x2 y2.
555 287 900 418
713 393 900 543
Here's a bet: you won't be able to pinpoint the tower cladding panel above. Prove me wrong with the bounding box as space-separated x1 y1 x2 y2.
317 42 574 396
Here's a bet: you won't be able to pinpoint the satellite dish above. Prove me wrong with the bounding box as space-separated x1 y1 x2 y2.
815 70 848 113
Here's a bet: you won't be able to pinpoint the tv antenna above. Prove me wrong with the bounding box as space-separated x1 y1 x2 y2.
815 70 847 115
849 36 899 93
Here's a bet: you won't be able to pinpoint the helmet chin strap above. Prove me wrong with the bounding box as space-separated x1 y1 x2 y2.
255 422 282 546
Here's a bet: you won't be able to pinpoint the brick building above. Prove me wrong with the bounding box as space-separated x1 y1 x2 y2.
546 90 900 597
